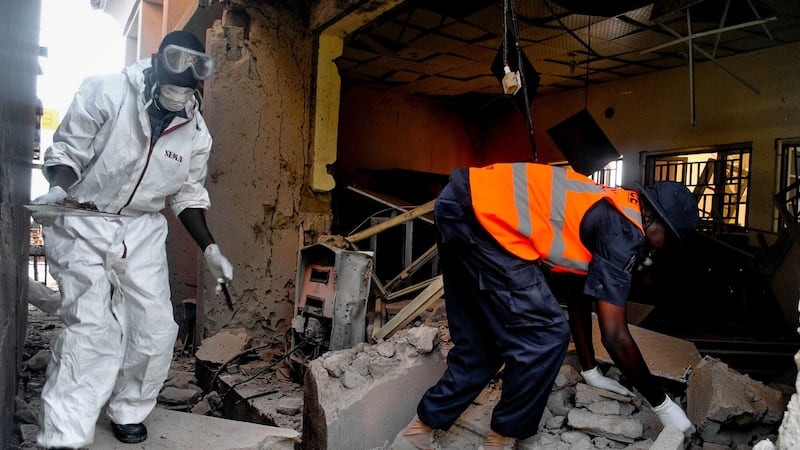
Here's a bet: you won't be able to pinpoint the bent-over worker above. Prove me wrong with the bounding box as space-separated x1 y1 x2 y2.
392 162 697 450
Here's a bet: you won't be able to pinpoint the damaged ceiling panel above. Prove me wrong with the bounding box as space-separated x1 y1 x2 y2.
337 0 800 97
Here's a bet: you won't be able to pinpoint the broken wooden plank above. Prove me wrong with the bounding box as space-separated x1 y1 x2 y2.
346 199 435 244
385 278 437 302
345 186 434 225
382 244 438 293
373 275 443 341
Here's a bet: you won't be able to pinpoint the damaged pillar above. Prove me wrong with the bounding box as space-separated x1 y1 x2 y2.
302 326 446 450
0 1 41 447
201 3 327 342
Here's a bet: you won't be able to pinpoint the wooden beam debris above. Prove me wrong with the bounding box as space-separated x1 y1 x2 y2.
345 199 435 244
373 275 443 341
382 244 438 294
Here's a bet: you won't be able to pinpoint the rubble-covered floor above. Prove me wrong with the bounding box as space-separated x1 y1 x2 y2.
13 298 798 450
12 304 304 449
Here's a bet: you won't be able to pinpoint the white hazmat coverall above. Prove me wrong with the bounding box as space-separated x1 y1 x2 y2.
36 58 213 449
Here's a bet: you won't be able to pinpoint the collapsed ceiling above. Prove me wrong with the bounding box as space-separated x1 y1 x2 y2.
337 0 800 98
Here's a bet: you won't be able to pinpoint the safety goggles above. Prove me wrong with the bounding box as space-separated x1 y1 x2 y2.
160 44 215 80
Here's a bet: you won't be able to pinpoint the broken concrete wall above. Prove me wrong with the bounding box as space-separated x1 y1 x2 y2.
302 326 447 450
0 0 40 447
201 2 331 342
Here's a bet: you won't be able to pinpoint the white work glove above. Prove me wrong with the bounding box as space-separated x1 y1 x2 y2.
652 395 695 437
204 244 233 293
581 366 635 397
30 186 68 226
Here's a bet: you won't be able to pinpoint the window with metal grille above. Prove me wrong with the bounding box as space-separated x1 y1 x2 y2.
643 144 751 231
552 158 623 187
590 158 623 187
775 139 800 232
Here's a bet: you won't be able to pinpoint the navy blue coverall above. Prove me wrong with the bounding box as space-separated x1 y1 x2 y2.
416 169 571 439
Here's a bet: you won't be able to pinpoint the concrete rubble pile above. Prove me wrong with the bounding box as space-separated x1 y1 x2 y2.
303 326 448 450
13 301 797 450
302 325 791 450
191 327 305 433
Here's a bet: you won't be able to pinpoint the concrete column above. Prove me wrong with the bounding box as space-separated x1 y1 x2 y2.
200 4 322 341
0 0 41 447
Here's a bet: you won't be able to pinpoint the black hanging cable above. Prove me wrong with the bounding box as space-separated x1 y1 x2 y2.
584 18 591 110
503 0 509 67
506 0 538 162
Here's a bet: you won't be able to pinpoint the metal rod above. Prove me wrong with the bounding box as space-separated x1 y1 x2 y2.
657 22 760 95
711 0 731 58
510 0 537 162
221 283 234 310
687 7 695 126
640 16 777 54
746 0 773 41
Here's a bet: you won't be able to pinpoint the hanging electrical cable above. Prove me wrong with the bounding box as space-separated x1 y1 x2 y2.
502 0 538 162
503 0 509 68
584 17 591 111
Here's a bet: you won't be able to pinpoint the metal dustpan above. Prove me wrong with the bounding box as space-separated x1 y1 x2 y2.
25 204 122 218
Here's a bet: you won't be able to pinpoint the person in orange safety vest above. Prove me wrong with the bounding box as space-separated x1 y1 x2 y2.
392 162 698 450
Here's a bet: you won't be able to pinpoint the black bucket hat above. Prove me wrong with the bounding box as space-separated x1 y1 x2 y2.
638 181 699 242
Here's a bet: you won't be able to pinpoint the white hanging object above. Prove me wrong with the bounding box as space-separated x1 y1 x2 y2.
502 64 521 95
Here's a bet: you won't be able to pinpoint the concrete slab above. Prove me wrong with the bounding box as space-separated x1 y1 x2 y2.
88 407 299 450
568 313 702 383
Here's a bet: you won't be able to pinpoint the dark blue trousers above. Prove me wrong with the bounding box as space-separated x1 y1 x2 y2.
417 176 570 439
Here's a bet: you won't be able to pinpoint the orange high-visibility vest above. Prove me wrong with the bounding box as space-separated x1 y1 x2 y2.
469 163 644 273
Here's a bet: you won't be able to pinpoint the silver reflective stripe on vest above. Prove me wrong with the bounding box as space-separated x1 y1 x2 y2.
512 164 532 237
621 204 642 224
510 164 604 272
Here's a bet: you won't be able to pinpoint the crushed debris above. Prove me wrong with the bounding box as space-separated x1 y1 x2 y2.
13 298 796 450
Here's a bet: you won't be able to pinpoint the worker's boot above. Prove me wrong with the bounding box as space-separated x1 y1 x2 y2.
391 415 436 450
110 422 148 444
478 429 516 450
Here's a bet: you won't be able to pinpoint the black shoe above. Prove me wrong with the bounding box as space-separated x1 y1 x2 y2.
110 422 147 444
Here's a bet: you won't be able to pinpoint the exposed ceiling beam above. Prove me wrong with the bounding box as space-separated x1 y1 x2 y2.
640 16 777 54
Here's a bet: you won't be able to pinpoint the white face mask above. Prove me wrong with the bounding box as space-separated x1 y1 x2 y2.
158 84 195 112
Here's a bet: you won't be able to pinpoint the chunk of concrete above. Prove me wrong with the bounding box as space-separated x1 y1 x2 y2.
195 328 251 390
158 386 202 406
302 326 447 450
196 328 251 364
567 408 643 443
688 356 787 447
687 356 785 426
577 314 701 382
407 326 439 353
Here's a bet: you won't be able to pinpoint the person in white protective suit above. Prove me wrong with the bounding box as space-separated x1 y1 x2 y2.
30 31 233 450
